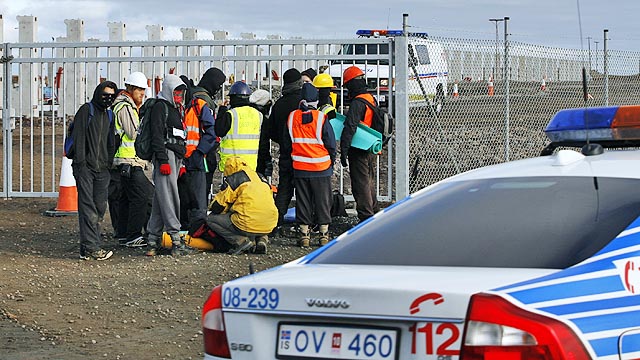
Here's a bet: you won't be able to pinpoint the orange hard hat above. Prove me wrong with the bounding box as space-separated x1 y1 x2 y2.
343 66 364 85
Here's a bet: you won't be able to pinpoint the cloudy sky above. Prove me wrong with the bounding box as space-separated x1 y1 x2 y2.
2 0 639 51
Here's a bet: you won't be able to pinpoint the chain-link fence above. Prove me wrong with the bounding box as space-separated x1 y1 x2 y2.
407 35 640 194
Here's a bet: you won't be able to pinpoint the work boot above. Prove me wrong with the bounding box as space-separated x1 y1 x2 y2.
227 238 254 255
145 234 161 257
298 224 310 248
171 233 197 257
253 235 268 254
318 224 330 246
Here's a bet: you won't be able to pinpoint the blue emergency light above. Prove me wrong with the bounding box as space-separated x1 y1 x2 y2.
544 105 640 142
356 29 429 37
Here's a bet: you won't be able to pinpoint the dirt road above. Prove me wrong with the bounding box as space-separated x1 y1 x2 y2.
0 198 353 359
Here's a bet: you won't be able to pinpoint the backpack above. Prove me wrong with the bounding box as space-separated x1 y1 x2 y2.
64 102 114 159
330 191 348 217
135 98 168 161
353 96 395 146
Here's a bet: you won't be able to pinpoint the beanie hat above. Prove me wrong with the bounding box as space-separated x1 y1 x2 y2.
249 89 272 106
301 68 317 81
282 68 302 84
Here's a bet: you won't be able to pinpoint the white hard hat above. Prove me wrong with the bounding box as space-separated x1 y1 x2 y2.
124 71 148 89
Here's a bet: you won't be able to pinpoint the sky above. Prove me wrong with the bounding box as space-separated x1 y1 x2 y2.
1 0 639 52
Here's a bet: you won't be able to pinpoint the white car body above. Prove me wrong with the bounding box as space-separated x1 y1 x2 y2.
203 106 640 360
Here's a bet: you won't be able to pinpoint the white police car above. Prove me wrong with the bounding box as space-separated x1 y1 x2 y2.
203 105 640 359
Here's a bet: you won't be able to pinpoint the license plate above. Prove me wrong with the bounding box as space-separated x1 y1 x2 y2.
276 323 398 359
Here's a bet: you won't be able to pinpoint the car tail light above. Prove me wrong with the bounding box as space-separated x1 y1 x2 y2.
202 285 231 358
460 293 591 360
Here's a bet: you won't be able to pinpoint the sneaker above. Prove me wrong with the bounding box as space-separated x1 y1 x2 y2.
171 243 198 257
227 239 254 255
81 249 113 261
123 236 147 248
117 238 129 246
145 245 158 256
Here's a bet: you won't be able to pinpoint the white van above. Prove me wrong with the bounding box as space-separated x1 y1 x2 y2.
328 29 448 110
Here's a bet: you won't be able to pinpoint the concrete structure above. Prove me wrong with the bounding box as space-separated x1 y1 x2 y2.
16 16 39 117
181 27 200 80
266 34 282 82
107 22 128 86
212 30 229 77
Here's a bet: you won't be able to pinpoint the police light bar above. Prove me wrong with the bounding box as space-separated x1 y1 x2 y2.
356 29 429 37
545 105 640 143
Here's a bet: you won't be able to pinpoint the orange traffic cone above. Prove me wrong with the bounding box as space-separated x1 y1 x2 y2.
488 76 494 96
540 78 547 91
44 156 78 216
452 82 459 98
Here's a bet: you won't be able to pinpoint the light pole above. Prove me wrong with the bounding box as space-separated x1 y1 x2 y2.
594 40 599 72
587 36 592 78
489 18 505 80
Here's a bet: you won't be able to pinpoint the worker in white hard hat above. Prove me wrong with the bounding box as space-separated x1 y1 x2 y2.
108 71 154 248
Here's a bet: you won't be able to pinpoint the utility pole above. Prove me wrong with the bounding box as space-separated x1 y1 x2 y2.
587 36 592 79
489 18 505 81
594 40 599 72
503 16 510 161
603 29 609 106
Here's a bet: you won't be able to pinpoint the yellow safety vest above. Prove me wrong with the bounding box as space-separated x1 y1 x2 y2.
113 101 138 159
318 104 336 116
218 106 262 171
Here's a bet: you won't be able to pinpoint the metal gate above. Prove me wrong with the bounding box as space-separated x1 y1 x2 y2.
1 37 395 201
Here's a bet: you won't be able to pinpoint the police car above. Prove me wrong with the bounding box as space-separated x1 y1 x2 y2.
203 105 640 359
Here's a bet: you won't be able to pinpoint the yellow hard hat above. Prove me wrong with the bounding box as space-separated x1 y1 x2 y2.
312 73 335 88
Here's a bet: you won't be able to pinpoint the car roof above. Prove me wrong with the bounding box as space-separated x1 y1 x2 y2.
440 149 640 185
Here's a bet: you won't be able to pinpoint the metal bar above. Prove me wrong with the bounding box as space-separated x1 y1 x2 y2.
395 15 410 201
503 16 511 162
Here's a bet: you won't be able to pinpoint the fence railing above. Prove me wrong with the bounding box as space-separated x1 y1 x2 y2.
2 34 640 202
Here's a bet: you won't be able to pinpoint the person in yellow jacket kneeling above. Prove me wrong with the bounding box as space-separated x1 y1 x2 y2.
206 156 278 255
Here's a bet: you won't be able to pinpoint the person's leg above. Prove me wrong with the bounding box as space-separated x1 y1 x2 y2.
124 166 153 243
274 165 295 226
310 176 332 245
348 148 376 222
108 168 124 238
74 165 98 255
206 213 253 254
93 169 111 249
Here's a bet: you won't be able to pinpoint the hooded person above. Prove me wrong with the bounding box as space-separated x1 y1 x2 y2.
145 74 196 257
206 156 278 254
340 66 380 223
70 80 118 261
281 82 336 247
177 67 226 235
256 68 303 230
249 89 273 118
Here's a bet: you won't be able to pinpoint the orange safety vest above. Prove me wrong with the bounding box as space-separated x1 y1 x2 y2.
355 93 375 128
287 109 331 172
183 98 206 158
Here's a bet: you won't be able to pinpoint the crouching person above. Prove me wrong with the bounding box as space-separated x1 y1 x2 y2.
207 156 277 254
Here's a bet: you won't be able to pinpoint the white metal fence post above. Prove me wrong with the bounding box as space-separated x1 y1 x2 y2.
395 14 410 201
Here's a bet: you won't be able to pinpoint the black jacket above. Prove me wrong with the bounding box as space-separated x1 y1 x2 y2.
71 82 117 172
341 87 370 156
150 99 187 163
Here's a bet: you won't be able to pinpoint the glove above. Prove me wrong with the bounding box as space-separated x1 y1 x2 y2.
179 165 186 178
159 163 171 175
340 153 348 168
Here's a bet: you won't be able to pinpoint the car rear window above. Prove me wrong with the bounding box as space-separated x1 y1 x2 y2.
310 177 640 268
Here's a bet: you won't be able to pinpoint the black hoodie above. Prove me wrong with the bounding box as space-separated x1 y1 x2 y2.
70 81 118 172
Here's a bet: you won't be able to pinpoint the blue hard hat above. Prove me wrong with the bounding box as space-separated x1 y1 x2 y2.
229 81 252 96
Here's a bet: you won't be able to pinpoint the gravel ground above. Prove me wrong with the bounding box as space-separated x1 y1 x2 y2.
0 198 358 360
